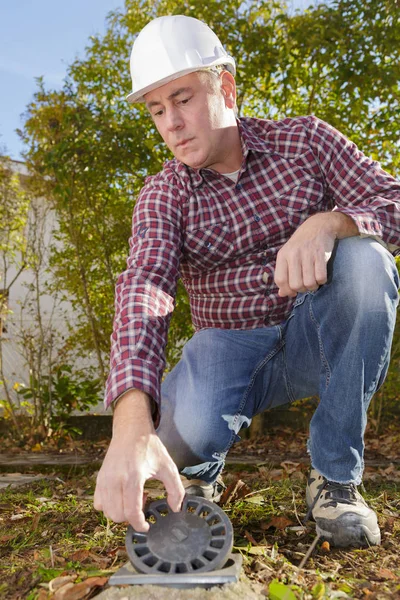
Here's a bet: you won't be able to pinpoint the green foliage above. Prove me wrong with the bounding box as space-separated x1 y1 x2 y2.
18 0 400 401
268 580 298 600
0 157 31 299
16 364 101 432
373 256 400 416
0 157 32 434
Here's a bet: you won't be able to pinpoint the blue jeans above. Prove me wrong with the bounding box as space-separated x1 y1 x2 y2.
158 238 399 485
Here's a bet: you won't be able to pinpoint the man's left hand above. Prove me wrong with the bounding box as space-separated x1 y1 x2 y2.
274 212 358 298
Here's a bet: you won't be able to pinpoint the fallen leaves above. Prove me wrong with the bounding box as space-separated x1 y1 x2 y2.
52 576 108 600
244 529 258 545
378 567 398 580
246 545 271 556
49 575 77 593
71 549 92 563
220 479 251 504
261 516 295 531
10 512 26 521
69 548 111 569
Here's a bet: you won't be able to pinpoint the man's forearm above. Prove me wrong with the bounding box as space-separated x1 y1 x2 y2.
309 211 359 240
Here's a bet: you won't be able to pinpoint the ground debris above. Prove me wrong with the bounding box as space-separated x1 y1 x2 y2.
1 418 400 599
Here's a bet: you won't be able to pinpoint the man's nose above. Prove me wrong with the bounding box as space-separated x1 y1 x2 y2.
166 106 183 131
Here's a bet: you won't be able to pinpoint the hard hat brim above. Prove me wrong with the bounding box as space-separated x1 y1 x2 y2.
126 61 235 104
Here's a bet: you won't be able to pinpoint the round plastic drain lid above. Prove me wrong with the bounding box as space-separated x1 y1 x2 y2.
126 495 233 575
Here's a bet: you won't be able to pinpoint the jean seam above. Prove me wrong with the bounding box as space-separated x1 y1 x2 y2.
214 330 285 459
309 294 331 389
281 341 296 403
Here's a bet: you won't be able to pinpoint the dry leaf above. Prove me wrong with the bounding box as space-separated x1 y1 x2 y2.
244 530 258 545
88 552 111 569
244 494 264 505
378 567 397 580
384 516 395 531
383 464 396 476
10 513 26 521
70 549 90 562
269 469 284 481
53 577 108 600
53 583 75 600
49 575 77 593
247 545 269 555
261 516 294 530
0 535 14 543
220 479 251 505
31 513 41 531
108 545 126 556
281 461 301 474
37 589 49 600
82 577 108 587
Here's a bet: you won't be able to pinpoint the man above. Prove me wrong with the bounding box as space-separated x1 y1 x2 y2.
94 15 400 547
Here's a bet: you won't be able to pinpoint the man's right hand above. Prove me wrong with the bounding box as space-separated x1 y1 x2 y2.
93 390 185 532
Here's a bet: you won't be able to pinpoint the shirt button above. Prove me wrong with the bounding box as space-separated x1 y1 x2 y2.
253 214 261 222
262 272 269 284
236 184 242 191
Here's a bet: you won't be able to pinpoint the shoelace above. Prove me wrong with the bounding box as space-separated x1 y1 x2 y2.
303 479 358 524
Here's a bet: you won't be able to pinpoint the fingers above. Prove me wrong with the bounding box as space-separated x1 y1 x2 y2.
123 478 150 532
93 434 185 531
161 463 186 513
275 248 328 297
95 470 150 531
94 476 126 523
314 250 332 285
275 252 296 298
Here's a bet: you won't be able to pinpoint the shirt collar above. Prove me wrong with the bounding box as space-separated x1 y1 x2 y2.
176 118 270 188
237 118 271 155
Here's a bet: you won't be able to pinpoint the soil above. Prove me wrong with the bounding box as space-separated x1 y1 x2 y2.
0 417 399 599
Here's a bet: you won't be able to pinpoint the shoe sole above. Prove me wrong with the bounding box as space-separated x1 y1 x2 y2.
315 515 381 547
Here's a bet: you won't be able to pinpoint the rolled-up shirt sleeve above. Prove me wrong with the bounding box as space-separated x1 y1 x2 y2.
306 116 400 248
104 173 184 410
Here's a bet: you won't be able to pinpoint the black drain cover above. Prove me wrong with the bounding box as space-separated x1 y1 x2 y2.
126 495 233 575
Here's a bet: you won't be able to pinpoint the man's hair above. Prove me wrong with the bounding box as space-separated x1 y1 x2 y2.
197 65 238 116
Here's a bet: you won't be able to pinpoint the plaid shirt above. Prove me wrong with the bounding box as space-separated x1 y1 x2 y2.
105 115 400 409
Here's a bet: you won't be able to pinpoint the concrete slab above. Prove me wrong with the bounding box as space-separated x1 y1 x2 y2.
93 578 263 599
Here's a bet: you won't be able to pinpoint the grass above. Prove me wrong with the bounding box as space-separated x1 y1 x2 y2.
1 462 399 599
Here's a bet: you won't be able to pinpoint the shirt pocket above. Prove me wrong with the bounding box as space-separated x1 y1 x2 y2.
276 179 325 229
183 222 234 272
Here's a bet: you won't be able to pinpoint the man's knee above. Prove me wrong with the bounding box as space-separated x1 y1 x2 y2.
157 412 233 470
329 237 399 309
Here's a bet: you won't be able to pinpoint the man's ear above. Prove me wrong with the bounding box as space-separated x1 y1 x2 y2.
220 71 236 109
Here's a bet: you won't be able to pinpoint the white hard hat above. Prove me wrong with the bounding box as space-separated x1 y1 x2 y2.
127 15 236 103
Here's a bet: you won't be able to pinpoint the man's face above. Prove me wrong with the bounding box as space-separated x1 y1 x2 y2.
144 71 237 173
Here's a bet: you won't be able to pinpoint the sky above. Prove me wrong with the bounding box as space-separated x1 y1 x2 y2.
0 0 313 160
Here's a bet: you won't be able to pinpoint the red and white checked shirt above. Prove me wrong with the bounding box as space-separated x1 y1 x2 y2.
105 115 400 409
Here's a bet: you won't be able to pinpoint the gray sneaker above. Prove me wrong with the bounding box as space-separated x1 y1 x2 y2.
181 475 226 503
305 468 381 547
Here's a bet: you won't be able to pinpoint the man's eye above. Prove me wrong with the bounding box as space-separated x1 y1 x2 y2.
154 110 163 117
180 97 191 105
